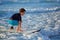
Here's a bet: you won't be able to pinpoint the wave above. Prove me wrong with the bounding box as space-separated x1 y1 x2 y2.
1 0 60 3
0 10 60 40
0 7 60 12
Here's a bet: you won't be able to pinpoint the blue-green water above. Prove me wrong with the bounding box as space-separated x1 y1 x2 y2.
0 0 60 40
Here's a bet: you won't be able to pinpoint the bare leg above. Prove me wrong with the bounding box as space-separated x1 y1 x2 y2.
8 26 14 32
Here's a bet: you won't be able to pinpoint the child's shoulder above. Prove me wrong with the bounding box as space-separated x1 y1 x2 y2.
13 13 19 15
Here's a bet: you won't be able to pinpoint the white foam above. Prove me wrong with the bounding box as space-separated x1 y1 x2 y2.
0 7 60 12
38 37 42 40
0 26 7 31
0 34 6 38
8 36 17 40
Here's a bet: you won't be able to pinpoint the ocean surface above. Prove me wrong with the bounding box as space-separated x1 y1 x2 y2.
0 0 60 40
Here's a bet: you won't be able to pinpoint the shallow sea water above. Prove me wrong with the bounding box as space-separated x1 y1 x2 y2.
0 0 60 40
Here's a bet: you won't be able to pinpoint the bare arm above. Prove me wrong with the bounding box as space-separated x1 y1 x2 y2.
18 21 22 29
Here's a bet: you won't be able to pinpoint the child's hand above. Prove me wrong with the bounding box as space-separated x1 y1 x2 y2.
16 27 23 32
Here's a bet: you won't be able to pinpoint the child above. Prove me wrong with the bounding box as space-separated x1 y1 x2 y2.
10 8 26 32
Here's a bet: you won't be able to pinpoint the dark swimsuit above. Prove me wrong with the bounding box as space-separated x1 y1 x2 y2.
10 13 22 21
9 13 22 26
